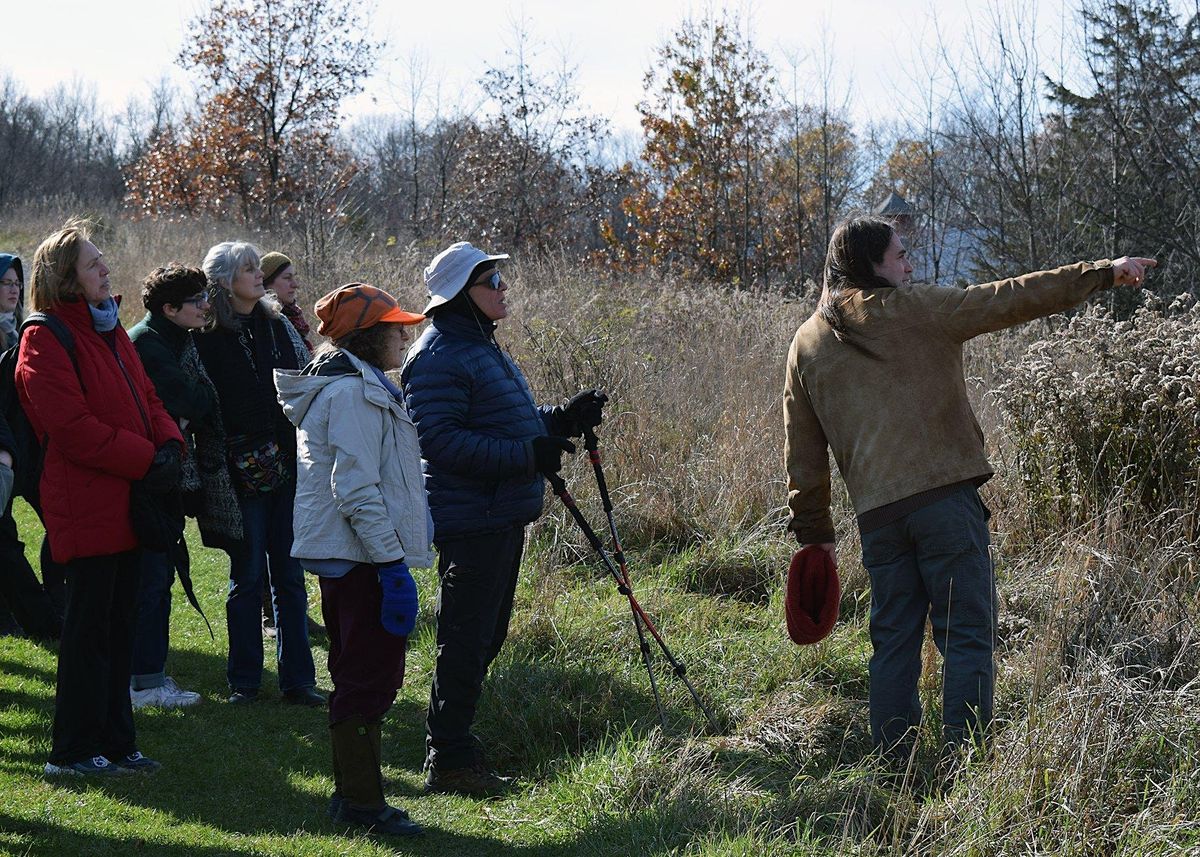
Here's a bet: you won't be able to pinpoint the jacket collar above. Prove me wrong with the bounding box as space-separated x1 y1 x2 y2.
340 348 405 415
143 311 190 349
430 310 497 342
50 297 103 332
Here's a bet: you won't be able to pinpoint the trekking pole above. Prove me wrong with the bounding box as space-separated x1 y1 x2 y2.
546 458 720 733
578 427 720 731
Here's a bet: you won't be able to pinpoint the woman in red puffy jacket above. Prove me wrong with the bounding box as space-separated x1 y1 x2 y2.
15 219 182 777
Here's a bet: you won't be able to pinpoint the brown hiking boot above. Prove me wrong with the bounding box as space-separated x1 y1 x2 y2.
424 763 514 798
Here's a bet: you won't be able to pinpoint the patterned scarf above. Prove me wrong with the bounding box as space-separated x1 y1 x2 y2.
281 302 314 353
180 338 243 543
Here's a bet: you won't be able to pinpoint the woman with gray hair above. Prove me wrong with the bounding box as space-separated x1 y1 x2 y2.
194 240 322 706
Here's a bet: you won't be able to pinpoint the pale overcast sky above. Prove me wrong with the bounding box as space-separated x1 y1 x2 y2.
1 0 1181 136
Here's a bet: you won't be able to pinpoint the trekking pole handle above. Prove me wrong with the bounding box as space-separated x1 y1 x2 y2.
583 425 600 452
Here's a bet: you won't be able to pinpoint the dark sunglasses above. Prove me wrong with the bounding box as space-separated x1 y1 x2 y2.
180 291 210 304
472 270 503 290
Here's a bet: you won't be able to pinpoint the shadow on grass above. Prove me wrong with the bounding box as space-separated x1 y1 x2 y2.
0 684 53 719
0 648 57 684
0 717 52 775
0 805 724 857
473 652 703 772
0 811 243 857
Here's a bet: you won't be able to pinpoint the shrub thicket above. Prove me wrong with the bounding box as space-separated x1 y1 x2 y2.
993 293 1200 539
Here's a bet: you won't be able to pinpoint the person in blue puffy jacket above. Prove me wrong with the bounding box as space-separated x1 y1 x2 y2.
401 242 606 797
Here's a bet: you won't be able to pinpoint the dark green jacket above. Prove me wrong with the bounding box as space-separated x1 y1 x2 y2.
129 312 217 424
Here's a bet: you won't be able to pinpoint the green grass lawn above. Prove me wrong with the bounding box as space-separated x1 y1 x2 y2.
0 498 831 856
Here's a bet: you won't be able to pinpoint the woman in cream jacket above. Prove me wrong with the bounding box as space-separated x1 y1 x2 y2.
276 283 429 838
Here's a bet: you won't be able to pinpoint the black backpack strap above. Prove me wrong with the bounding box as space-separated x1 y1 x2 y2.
21 312 84 392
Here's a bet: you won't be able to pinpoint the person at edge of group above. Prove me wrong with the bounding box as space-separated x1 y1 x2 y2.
401 241 607 797
127 265 217 710
259 250 322 640
277 283 430 837
0 252 61 642
17 220 183 776
783 215 1156 767
193 241 323 707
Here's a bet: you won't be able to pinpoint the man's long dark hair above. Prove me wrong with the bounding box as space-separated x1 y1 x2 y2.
816 216 897 357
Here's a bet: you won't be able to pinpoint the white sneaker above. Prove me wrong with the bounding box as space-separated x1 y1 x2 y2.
130 677 202 710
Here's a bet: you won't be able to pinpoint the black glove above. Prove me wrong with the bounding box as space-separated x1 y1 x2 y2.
532 435 576 476
561 389 608 435
140 440 183 493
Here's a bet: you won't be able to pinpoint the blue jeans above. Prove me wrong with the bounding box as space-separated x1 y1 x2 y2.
226 483 315 692
130 549 175 689
860 484 996 758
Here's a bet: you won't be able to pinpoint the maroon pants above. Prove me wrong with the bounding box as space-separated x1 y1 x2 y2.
319 565 407 725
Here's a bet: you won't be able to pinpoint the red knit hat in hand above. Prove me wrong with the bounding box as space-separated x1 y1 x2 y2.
785 546 840 645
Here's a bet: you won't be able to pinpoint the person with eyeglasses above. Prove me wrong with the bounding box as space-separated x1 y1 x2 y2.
401 241 607 796
126 265 217 709
0 252 22 632
0 252 61 643
0 253 26 351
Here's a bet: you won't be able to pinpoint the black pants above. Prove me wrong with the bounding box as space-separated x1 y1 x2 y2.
40 534 67 621
25 498 68 621
425 525 525 771
0 501 60 640
49 550 141 766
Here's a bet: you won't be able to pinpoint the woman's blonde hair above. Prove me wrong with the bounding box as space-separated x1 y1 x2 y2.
29 218 94 312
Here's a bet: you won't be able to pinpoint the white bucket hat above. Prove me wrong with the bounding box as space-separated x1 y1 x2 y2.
422 241 509 315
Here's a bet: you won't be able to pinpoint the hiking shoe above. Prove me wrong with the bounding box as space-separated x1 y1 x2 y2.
335 803 422 836
327 792 344 820
131 677 202 710
43 755 130 777
283 686 326 707
115 752 162 773
424 763 514 798
228 687 260 704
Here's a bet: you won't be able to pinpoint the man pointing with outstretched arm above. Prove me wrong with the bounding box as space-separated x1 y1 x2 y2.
784 215 1154 766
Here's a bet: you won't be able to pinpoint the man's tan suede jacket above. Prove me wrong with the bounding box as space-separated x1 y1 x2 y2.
784 261 1116 544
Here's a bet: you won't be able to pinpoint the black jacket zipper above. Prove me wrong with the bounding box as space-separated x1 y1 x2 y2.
109 337 153 439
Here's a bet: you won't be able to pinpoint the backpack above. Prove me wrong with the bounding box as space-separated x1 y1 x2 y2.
0 313 81 505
